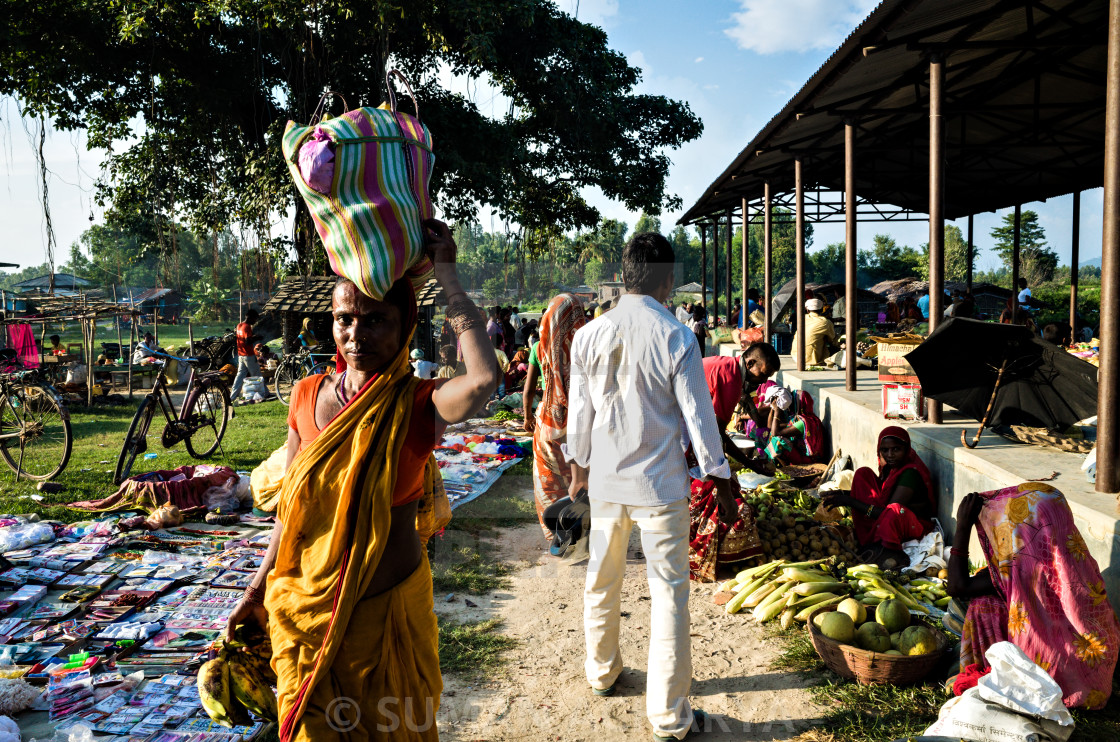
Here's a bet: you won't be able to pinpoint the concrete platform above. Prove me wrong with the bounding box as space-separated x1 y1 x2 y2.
769 359 1120 612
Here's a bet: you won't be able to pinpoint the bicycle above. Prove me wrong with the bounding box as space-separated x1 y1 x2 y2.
272 348 337 405
0 355 72 481
190 330 236 372
115 351 232 485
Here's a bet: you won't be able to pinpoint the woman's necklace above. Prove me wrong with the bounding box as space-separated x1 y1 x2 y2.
334 370 350 407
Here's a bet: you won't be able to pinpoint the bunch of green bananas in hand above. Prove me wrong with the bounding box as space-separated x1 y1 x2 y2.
198 630 278 727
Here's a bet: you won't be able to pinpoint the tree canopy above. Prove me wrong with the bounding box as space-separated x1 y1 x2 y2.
1 0 702 274
990 210 1058 285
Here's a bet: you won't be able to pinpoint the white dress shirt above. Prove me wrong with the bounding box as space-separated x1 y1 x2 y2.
675 305 691 323
566 293 731 507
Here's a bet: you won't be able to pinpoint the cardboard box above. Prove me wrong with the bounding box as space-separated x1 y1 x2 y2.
883 383 925 421
876 339 923 383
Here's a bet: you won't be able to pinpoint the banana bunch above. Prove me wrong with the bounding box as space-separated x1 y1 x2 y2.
198 636 278 727
719 558 851 629
902 577 951 608
843 564 931 614
792 491 815 511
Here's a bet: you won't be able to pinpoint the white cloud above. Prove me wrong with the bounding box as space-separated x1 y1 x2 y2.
724 0 879 55
694 56 704 63
556 0 620 28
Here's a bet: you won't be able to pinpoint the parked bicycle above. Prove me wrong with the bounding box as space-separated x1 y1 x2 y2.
0 352 72 481
190 330 236 372
115 351 231 485
272 348 337 405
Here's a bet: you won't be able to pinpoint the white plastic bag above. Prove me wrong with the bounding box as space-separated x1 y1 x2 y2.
242 376 267 398
924 642 1074 742
902 530 947 574
979 642 1074 727
204 478 240 512
235 474 252 506
0 522 54 553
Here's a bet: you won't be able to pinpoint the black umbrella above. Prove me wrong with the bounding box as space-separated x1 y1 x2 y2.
903 318 1098 447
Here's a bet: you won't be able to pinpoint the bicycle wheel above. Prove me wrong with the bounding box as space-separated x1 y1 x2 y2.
183 380 231 458
273 360 300 406
309 360 337 376
115 396 157 485
0 383 72 481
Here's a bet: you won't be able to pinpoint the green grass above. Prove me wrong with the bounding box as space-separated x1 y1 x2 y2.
0 399 288 522
437 618 518 677
769 624 1120 742
429 469 536 595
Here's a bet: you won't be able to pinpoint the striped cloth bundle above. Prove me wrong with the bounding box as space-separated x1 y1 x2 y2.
283 74 435 300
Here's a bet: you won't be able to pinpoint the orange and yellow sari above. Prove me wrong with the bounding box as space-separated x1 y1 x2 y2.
267 338 450 740
532 293 587 538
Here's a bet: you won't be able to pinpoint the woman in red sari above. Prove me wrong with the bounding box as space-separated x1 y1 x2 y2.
948 484 1119 709
822 426 935 568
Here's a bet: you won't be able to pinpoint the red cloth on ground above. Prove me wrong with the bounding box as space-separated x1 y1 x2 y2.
849 426 935 550
953 663 992 696
702 355 742 425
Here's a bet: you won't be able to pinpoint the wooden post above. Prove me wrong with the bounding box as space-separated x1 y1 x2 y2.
1099 0 1120 493
713 218 720 323
966 215 975 292
701 224 708 314
86 317 95 406
845 121 858 391
741 197 749 327
927 53 945 424
725 207 734 327
795 157 806 372
188 319 195 358
153 304 159 346
128 318 135 400
764 182 773 343
1070 191 1081 341
1012 204 1022 315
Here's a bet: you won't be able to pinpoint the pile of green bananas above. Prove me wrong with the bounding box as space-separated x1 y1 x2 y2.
198 625 278 727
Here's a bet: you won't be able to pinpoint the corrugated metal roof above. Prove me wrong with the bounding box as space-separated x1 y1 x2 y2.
681 0 1107 224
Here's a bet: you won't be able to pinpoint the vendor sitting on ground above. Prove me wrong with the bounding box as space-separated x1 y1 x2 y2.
947 485 1119 709
822 427 935 569
700 342 781 471
793 298 841 367
742 382 825 466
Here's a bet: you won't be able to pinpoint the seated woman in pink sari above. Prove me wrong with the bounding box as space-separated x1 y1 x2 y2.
948 484 1119 709
822 427 935 569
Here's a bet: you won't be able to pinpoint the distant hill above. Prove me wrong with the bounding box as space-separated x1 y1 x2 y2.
1080 256 1102 269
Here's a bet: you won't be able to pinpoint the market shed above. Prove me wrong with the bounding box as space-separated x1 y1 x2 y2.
263 276 336 353
124 287 187 321
677 0 1120 492
770 279 886 329
869 278 1012 319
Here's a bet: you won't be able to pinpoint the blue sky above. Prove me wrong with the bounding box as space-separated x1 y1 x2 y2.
0 0 1103 273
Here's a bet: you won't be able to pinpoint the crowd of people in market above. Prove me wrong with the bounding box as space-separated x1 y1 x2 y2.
234 221 1116 741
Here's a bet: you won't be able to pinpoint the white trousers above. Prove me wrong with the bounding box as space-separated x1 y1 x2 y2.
584 497 693 739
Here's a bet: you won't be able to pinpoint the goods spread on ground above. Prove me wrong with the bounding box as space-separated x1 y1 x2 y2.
0 515 276 740
1068 340 1100 366
437 414 529 510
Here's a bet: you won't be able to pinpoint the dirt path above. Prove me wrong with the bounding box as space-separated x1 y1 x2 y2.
435 523 828 741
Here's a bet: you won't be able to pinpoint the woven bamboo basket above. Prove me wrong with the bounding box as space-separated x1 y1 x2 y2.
808 605 950 685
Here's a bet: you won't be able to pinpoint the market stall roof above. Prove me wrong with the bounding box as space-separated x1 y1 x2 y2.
868 277 1013 301
10 273 92 292
416 279 446 308
674 282 710 294
263 276 336 314
770 279 886 321
680 0 1107 225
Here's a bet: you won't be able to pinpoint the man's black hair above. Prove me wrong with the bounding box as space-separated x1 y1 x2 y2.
1018 277 1028 289
745 341 780 371
622 232 675 294
245 309 259 323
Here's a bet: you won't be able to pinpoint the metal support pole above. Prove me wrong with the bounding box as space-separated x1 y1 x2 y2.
966 215 974 292
701 223 708 312
927 54 945 424
1098 0 1120 494
764 183 773 343
845 122 858 391
726 208 734 329
795 157 806 372
127 318 135 400
1070 191 1081 342
86 317 95 406
1012 204 1022 315
742 197 750 327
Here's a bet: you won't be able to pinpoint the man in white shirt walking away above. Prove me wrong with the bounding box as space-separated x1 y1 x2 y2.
675 300 692 324
567 233 738 740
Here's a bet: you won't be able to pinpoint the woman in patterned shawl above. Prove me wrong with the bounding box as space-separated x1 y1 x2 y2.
948 484 1120 709
529 293 587 539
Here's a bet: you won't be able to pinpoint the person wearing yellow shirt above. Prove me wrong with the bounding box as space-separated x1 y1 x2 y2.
793 297 841 367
